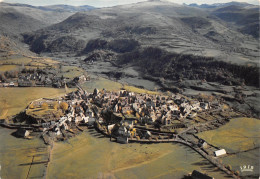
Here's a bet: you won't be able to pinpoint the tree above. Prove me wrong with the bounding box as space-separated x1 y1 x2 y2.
53 102 59 110
226 164 232 171
60 102 68 111
29 103 34 109
234 171 239 176
136 113 140 120
53 110 63 118
0 73 6 82
41 103 48 110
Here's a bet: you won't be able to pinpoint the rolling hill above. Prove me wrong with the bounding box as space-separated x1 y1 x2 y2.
22 0 259 65
0 2 96 38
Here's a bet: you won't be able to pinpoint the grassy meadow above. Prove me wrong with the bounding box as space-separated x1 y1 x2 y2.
82 76 160 95
198 117 260 177
0 87 71 119
47 129 228 179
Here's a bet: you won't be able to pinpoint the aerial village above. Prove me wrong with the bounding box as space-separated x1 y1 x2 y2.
1 84 244 178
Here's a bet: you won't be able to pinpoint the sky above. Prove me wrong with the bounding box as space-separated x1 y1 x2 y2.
1 0 259 7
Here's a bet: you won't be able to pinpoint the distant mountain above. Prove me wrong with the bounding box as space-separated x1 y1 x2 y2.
212 5 259 38
22 0 259 66
187 2 259 38
0 2 76 38
188 1 255 8
0 2 95 12
0 2 96 38
38 4 96 12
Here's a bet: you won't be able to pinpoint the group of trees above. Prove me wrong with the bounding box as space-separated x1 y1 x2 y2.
31 101 69 111
0 65 48 82
118 47 259 87
0 70 19 81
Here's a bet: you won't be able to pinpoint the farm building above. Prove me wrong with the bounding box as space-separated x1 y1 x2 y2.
214 149 226 157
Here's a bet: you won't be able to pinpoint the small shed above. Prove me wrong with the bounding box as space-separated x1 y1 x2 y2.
214 149 226 157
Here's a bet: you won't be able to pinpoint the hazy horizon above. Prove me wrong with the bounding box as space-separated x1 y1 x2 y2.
1 0 259 7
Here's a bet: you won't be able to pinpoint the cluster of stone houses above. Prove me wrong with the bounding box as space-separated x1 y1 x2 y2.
91 88 210 126
37 88 213 142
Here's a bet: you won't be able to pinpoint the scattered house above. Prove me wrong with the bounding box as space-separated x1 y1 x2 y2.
42 122 50 128
86 108 94 118
117 136 128 144
168 105 179 111
200 102 210 110
16 129 30 138
56 130 62 136
198 139 208 149
88 117 96 126
163 116 171 125
188 112 197 118
9 82 15 87
82 116 89 123
113 104 119 113
73 75 87 84
93 88 99 96
144 131 152 139
118 126 128 136
150 112 157 123
122 106 131 114
120 89 127 97
191 170 214 179
75 116 83 124
108 124 115 131
63 123 69 130
124 118 135 128
18 80 33 87
132 103 140 112
214 149 226 157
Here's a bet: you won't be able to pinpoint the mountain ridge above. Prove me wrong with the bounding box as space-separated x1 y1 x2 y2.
22 1 259 65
